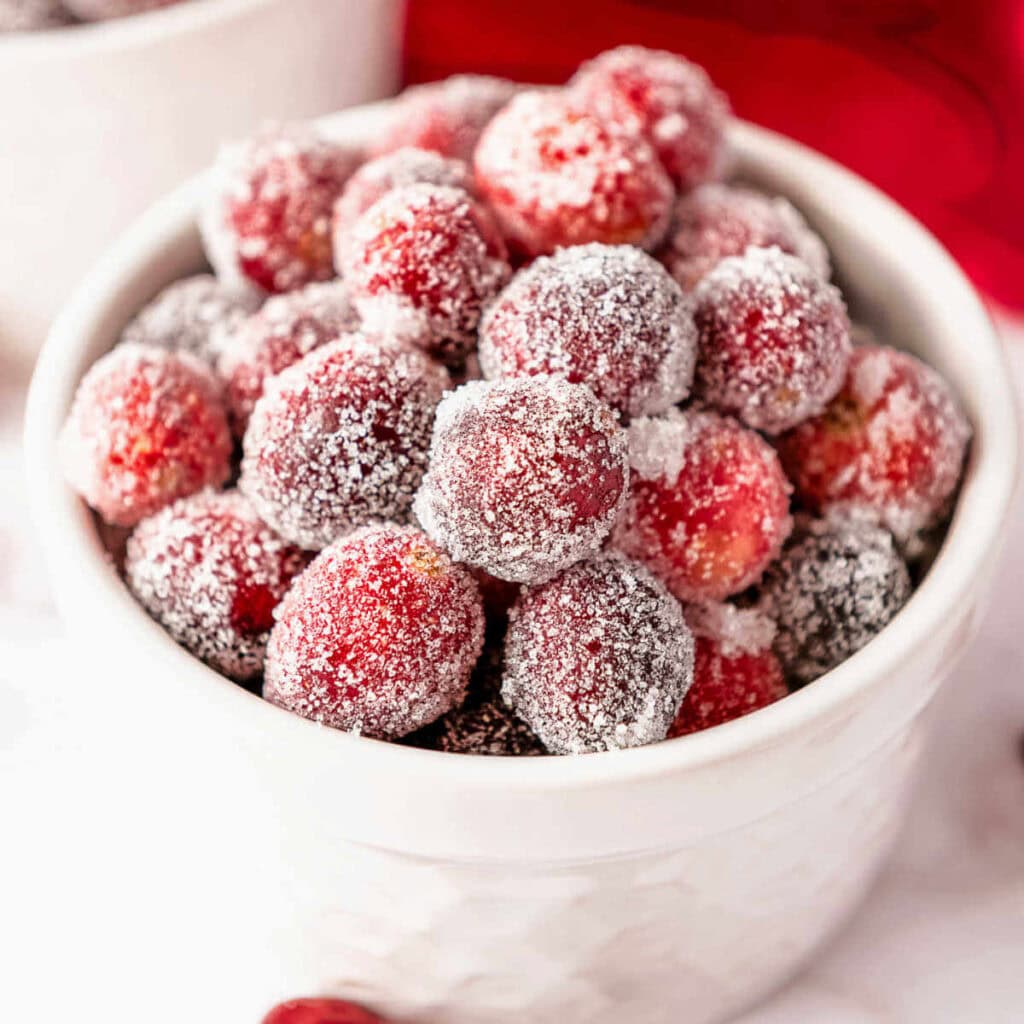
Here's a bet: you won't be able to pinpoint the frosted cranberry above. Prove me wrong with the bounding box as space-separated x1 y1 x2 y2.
613 410 793 602
374 75 520 162
776 344 971 554
264 523 484 738
759 517 911 686
659 184 830 291
60 345 231 527
0 0 72 30
668 603 786 737
341 183 510 364
239 332 447 550
126 490 308 681
120 273 261 366
332 147 473 263
479 244 697 418
692 246 852 433
201 125 360 294
217 280 360 435
502 551 694 754
570 45 730 190
474 90 674 259
263 997 389 1024
413 377 629 584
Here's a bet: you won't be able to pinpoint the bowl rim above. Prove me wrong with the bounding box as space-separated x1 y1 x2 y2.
24 111 1020 793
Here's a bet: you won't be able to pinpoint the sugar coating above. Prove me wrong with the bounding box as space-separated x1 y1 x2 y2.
502 550 694 754
692 246 852 433
777 344 972 556
217 279 360 434
120 273 261 366
60 343 232 527
200 123 360 294
413 377 629 584
240 332 447 550
374 75 521 162
0 0 72 30
264 523 485 739
759 517 912 686
479 243 698 419
613 409 793 601
63 0 179 18
341 183 511 364
126 490 308 681
474 90 675 258
660 183 830 291
332 147 473 264
683 600 777 658
570 45 731 190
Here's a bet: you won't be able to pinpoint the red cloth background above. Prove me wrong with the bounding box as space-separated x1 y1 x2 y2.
402 0 1024 310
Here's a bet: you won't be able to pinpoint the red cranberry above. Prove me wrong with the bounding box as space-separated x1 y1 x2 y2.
60 344 231 527
479 243 698 418
692 246 852 433
613 410 793 602
262 997 389 1024
413 377 629 584
474 90 674 259
264 523 485 738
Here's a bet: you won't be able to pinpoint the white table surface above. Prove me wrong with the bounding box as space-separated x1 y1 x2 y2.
2 323 1022 1023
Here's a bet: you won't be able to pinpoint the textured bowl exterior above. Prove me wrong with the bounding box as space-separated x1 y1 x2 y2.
23 107 1017 1024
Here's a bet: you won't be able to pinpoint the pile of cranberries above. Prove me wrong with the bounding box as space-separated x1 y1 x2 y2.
60 46 971 769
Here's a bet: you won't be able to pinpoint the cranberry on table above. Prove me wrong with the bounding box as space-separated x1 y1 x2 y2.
341 183 510 365
474 90 675 259
239 332 448 550
200 124 360 295
613 410 793 602
263 996 389 1024
217 279 360 435
776 344 972 555
659 183 830 291
669 603 787 737
60 344 231 527
479 243 698 419
502 551 694 754
126 490 308 682
570 44 731 191
692 245 852 433
264 523 485 738
372 74 520 162
413 377 629 584
759 517 912 686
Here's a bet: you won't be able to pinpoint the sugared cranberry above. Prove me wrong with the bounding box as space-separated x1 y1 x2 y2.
341 183 510 365
759 517 911 686
332 147 473 263
776 344 971 555
479 244 697 418
240 332 447 550
669 603 786 736
217 280 360 435
612 410 792 602
569 45 730 190
502 551 694 754
692 246 852 433
373 75 520 162
126 490 308 681
60 344 231 527
201 125 360 294
474 90 674 259
264 523 485 738
120 273 261 366
659 183 830 291
262 997 389 1024
413 377 629 584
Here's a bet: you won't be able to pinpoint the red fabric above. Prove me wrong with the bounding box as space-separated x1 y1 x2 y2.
402 0 1024 309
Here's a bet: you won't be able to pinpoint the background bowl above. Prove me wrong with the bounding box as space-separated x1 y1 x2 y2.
0 0 399 365
23 104 1018 1024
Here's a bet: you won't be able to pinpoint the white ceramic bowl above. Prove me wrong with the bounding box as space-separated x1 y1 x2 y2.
23 104 1018 1024
0 0 399 364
